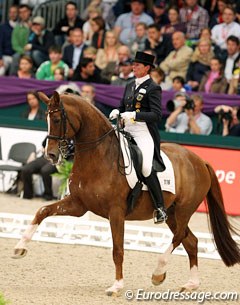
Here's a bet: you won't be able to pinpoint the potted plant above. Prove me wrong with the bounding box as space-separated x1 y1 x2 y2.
0 293 10 305
52 160 73 198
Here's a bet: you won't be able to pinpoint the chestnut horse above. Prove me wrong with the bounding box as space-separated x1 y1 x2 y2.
13 91 240 296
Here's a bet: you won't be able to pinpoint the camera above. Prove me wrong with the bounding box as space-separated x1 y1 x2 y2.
183 97 195 110
166 96 195 112
218 109 233 122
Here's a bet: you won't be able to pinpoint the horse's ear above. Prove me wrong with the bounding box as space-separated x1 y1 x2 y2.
38 92 50 105
52 91 60 106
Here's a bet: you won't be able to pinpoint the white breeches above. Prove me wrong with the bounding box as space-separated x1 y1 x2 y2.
124 121 154 177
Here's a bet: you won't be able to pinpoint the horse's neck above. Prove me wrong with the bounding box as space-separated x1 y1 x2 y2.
73 107 117 161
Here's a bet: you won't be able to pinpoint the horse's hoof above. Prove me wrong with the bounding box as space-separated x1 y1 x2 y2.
179 281 200 292
105 290 122 297
105 279 123 297
12 248 28 259
151 272 166 285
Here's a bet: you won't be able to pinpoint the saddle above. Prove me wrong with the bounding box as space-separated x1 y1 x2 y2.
121 130 165 214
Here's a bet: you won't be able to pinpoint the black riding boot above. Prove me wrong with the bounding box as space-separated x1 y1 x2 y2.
145 171 168 224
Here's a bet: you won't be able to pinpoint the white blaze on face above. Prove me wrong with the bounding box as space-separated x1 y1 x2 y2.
46 112 50 154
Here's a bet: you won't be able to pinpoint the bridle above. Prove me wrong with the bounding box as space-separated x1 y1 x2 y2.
46 100 114 158
46 100 78 158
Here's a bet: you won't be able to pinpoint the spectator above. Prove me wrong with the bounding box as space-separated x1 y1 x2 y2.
228 67 240 94
90 15 107 49
186 38 214 91
15 54 35 78
21 90 45 120
148 0 169 28
211 6 240 52
114 0 153 45
145 23 173 65
71 57 108 83
36 45 69 80
100 44 131 81
0 4 18 76
214 105 240 136
150 66 171 90
199 27 212 41
62 27 87 79
53 67 65 81
209 0 228 29
82 6 102 45
172 75 186 92
165 93 213 135
25 16 55 68
223 36 240 83
128 22 148 56
111 58 135 86
198 57 228 93
179 0 209 41
80 83 109 114
160 31 193 86
161 6 186 38
95 30 120 70
20 137 57 200
53 1 84 46
10 4 32 75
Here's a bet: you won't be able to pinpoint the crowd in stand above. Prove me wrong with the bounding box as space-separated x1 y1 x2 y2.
0 0 240 137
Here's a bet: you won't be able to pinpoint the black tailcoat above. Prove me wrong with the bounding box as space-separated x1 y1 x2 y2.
119 78 165 170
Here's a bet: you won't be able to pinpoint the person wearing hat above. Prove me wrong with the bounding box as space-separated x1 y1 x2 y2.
24 16 55 68
111 58 135 86
109 51 167 224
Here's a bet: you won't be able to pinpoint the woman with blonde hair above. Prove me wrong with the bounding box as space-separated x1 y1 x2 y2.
95 30 120 70
186 39 214 91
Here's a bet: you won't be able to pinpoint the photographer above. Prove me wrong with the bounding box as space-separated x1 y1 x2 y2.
165 93 213 135
215 105 240 137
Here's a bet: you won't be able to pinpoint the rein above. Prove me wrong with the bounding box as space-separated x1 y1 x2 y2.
47 100 114 158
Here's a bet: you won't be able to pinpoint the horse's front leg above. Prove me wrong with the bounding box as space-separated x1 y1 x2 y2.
106 207 125 296
12 195 87 258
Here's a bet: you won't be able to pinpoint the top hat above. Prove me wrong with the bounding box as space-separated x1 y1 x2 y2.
133 52 155 67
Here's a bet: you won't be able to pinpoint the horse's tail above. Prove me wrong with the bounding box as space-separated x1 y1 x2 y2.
205 162 240 266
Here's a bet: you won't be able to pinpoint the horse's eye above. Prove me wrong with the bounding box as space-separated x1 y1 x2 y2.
53 118 60 124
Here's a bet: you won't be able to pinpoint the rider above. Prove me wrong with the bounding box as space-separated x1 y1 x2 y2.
109 51 167 224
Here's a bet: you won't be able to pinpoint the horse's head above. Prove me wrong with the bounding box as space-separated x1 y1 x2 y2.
39 91 81 164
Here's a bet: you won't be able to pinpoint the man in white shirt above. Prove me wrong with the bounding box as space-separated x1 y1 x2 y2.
165 93 213 135
211 7 240 50
224 35 240 83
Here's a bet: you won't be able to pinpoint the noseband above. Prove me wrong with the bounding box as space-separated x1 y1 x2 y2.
47 100 114 158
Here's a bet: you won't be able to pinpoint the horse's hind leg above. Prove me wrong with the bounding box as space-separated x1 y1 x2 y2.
152 205 176 285
13 195 87 258
105 207 125 296
179 228 200 291
152 205 200 291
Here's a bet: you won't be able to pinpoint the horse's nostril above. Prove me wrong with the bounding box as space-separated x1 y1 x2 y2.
48 153 56 160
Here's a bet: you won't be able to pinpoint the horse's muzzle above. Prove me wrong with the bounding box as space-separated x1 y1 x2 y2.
45 151 59 164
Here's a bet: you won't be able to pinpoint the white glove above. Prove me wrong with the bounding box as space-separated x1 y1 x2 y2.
121 111 136 122
109 109 120 120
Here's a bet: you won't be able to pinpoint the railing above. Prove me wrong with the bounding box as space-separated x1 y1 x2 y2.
0 0 15 24
32 0 89 30
0 0 89 28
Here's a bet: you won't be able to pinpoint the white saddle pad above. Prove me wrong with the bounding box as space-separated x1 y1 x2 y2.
118 131 175 194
